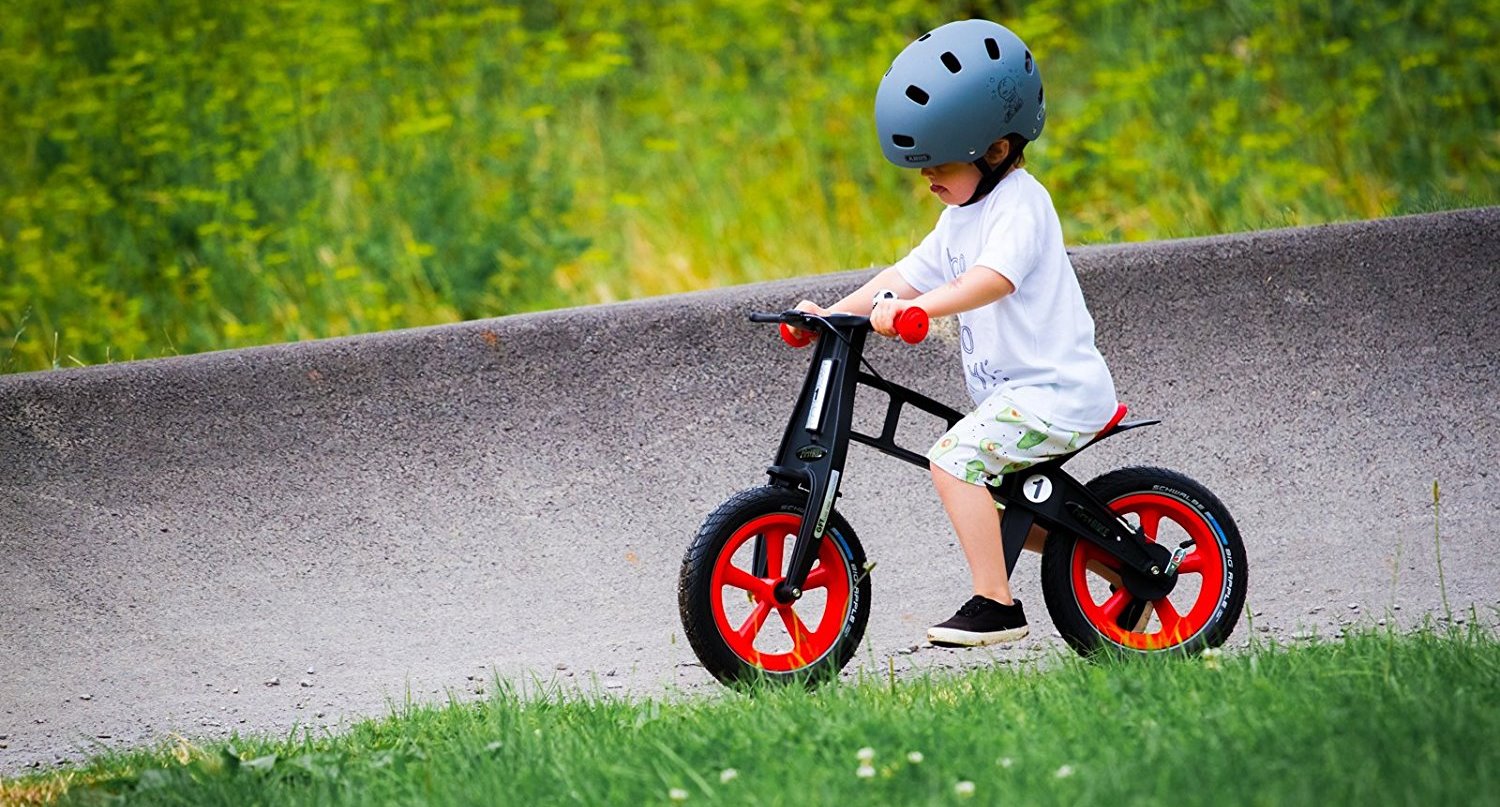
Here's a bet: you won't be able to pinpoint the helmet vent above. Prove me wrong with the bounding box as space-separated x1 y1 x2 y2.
941 52 962 73
985 38 1000 60
917 33 932 41
904 85 930 105
1024 50 1034 74
892 134 916 148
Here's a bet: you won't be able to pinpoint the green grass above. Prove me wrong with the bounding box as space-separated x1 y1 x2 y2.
8 628 1498 805
2 0 1497 372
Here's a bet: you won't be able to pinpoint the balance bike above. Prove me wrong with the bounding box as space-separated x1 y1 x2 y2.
677 309 1247 685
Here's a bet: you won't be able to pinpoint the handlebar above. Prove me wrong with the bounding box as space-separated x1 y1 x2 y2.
893 307 930 344
749 308 929 347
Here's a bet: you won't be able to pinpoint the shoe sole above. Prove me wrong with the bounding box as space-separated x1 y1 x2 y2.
926 625 1030 648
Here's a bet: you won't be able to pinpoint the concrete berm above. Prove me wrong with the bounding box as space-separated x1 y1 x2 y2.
2 209 1497 772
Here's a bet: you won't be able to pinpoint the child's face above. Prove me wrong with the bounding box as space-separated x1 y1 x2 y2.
920 161 984 206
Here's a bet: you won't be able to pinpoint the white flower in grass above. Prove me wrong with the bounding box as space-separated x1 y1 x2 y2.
856 746 875 762
668 787 689 801
1202 647 1223 670
998 756 1014 768
906 751 924 764
1055 764 1075 779
719 768 738 784
954 780 976 798
856 764 876 779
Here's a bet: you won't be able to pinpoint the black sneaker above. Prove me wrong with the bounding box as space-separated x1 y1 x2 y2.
927 595 1030 647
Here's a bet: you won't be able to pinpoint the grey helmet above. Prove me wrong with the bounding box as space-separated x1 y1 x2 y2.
875 19 1046 168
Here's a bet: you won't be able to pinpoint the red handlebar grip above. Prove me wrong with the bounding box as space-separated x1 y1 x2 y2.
894 307 929 344
779 322 814 348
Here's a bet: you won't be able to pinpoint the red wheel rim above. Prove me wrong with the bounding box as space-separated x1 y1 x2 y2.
708 513 854 672
1070 493 1228 650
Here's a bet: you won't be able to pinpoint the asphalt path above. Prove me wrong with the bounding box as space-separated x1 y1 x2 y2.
2 209 1497 773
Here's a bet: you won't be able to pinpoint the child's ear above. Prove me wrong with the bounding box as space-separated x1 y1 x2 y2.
985 139 1010 167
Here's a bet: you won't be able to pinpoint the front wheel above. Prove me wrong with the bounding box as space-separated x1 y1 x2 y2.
678 486 871 686
1040 467 1247 656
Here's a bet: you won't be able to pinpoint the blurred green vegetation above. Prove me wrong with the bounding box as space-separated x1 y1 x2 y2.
2 0 1496 372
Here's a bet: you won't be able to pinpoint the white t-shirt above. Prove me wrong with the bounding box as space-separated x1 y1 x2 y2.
891 168 1117 432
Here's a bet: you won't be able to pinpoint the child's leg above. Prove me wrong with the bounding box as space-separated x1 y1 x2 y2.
931 461 1015 604
927 393 1102 605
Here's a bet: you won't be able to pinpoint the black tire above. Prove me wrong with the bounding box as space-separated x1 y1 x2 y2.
678 486 871 686
1040 467 1248 657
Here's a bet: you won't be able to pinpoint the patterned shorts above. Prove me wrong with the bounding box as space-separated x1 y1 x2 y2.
928 392 1101 487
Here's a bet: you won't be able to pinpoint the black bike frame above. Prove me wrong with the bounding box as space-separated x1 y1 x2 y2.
759 312 1178 605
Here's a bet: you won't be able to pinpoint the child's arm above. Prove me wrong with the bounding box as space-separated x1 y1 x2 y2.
797 266 922 317
909 264 1014 318
789 267 923 341
871 265 1014 336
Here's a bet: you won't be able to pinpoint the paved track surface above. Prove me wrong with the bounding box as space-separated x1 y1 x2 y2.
2 209 1497 773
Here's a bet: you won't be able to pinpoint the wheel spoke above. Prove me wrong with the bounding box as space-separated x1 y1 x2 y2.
736 600 773 644
778 606 813 660
1138 509 1162 542
1154 597 1185 640
804 564 830 591
764 530 787 577
720 564 767 596
1099 587 1131 623
1176 551 1205 575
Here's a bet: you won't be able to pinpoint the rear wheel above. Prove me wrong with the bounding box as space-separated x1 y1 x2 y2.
1040 467 1247 656
678 486 870 686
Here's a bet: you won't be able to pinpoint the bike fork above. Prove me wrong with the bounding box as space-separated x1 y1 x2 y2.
764 326 867 603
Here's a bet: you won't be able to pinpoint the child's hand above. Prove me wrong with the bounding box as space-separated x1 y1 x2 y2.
789 300 827 342
870 299 910 338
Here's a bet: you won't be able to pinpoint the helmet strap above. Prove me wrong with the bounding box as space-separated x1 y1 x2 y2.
960 144 1024 207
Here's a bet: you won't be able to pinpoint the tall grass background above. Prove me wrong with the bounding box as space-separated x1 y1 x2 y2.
1 0 1496 372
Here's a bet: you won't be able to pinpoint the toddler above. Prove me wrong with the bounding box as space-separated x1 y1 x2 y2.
794 19 1117 646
